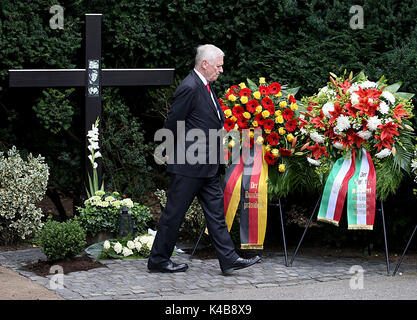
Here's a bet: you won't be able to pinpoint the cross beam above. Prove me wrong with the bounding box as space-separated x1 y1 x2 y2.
8 14 174 196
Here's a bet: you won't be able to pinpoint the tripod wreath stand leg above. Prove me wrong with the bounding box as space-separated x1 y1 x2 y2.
270 199 288 266
289 198 391 275
190 222 206 259
289 196 321 267
392 224 417 276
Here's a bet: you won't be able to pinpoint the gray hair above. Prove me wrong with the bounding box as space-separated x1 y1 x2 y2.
194 44 224 67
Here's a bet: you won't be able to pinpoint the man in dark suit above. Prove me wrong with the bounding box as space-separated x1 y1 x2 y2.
148 44 260 275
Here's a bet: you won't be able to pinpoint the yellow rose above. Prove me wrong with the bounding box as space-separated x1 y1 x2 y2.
224 109 232 117
279 101 287 108
255 136 264 144
271 149 279 158
265 145 271 152
287 134 294 142
230 116 237 122
275 115 284 124
264 129 271 134
259 77 266 84
274 110 282 116
277 91 282 97
255 105 263 114
242 112 251 119
261 110 270 118
253 91 261 99
278 127 286 135
279 164 286 172
240 96 248 104
290 103 298 111
252 120 259 127
239 82 246 89
228 94 237 102
228 140 236 148
249 130 254 138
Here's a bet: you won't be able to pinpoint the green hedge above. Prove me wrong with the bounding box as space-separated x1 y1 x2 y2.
1 0 416 203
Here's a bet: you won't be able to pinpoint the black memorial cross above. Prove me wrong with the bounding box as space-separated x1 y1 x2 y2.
9 14 174 193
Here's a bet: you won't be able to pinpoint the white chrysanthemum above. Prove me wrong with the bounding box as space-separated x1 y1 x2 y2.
381 90 395 105
350 93 360 105
367 116 382 131
335 115 351 132
300 128 308 135
310 131 325 144
122 247 133 257
358 130 372 140
333 141 344 149
375 148 392 159
379 101 389 115
319 86 336 98
113 242 122 254
322 102 335 118
307 157 321 166
359 81 377 89
103 240 111 250
347 84 359 94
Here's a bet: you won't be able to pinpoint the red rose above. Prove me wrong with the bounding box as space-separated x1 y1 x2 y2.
288 95 296 104
284 118 298 132
282 108 294 120
268 82 281 94
267 132 279 146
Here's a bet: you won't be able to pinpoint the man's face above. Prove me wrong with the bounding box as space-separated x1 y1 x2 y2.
203 55 223 82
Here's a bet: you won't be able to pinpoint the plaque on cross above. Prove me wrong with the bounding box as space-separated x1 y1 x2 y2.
8 13 174 194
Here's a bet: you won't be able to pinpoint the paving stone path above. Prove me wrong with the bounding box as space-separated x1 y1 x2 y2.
0 248 410 300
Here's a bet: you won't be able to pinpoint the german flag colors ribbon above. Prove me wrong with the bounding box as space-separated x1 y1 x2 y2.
223 143 268 249
317 148 376 230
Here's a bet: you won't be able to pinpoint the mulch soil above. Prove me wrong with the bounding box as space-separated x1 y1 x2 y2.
21 255 107 277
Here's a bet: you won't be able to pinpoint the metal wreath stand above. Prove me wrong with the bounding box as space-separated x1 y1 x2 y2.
190 198 289 267
289 196 392 276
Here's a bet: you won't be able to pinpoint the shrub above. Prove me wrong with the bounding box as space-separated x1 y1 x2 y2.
0 146 49 244
75 190 153 237
39 219 87 261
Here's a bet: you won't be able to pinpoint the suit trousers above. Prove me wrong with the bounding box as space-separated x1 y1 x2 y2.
148 173 239 269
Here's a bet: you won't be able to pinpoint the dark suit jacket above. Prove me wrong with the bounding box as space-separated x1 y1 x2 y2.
164 70 226 178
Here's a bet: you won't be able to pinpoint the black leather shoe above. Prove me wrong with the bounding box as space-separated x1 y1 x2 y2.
221 255 261 275
148 260 188 273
